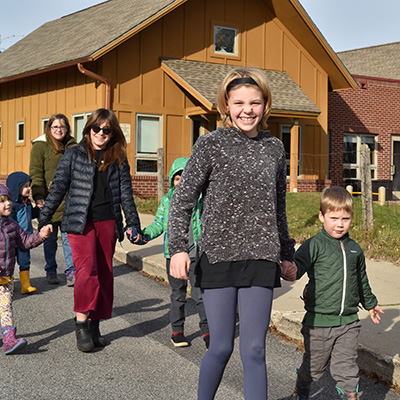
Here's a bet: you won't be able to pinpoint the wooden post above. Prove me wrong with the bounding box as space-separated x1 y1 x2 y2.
157 148 165 201
360 144 374 232
289 123 299 192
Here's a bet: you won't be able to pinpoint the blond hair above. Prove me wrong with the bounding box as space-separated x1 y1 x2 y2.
217 67 272 130
320 186 354 216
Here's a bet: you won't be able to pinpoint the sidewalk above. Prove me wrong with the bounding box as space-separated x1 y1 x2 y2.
114 213 400 388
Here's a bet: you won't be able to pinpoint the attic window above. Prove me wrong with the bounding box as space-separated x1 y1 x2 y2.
214 25 238 56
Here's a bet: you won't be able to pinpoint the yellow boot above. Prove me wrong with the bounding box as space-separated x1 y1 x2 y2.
19 271 37 294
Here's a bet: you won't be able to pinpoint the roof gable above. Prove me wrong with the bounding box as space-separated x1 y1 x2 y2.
0 0 184 81
162 59 320 115
338 42 400 80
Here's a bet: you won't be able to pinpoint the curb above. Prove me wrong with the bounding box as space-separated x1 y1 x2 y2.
114 247 400 388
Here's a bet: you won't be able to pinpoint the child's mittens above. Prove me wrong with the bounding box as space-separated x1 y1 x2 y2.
125 227 138 243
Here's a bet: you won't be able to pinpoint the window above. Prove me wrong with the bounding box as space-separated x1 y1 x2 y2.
42 118 49 135
343 134 377 179
72 113 92 143
213 25 238 56
280 124 302 177
191 115 217 147
135 114 163 173
16 121 24 143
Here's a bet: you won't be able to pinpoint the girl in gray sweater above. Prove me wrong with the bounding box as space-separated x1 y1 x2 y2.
167 67 296 399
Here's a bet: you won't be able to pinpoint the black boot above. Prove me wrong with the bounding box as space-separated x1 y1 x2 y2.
89 319 106 347
74 318 94 352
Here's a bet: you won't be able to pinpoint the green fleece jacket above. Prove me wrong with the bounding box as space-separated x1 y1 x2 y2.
143 157 202 259
29 134 76 222
295 228 378 327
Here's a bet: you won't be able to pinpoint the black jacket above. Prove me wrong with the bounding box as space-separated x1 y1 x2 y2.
38 144 141 241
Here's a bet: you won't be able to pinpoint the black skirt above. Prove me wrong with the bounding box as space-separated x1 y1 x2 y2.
195 252 281 289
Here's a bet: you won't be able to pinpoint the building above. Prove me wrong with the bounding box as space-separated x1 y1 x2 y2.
329 41 400 200
0 0 355 197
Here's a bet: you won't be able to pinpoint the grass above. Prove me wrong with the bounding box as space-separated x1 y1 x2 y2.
136 193 400 264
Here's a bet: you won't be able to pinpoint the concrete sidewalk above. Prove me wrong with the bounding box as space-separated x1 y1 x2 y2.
114 213 400 388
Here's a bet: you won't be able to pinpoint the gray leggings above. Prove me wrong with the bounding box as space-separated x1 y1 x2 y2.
198 286 274 400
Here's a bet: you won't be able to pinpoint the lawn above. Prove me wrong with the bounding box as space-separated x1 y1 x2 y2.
135 193 400 264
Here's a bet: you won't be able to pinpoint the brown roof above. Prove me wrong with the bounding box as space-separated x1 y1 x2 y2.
338 42 400 80
162 59 320 115
0 0 183 80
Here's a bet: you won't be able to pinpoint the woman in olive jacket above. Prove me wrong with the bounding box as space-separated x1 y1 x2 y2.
29 114 76 285
39 109 142 352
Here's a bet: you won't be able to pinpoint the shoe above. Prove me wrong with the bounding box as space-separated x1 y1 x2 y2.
292 369 311 400
336 386 358 399
74 318 94 352
66 270 75 287
19 271 37 294
171 332 189 347
89 319 107 347
203 333 210 349
1 325 27 355
46 271 59 285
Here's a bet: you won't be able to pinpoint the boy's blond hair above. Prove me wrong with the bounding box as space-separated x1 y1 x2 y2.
320 186 353 216
0 195 10 202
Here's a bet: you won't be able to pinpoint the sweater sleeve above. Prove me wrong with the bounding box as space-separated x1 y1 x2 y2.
295 239 312 279
167 135 212 256
275 142 296 262
15 222 44 250
143 194 169 240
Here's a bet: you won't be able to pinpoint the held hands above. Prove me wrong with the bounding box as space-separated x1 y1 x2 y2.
125 227 142 244
281 261 297 281
39 224 53 239
369 305 384 324
170 252 191 280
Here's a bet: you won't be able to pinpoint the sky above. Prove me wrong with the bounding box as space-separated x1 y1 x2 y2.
1 0 400 52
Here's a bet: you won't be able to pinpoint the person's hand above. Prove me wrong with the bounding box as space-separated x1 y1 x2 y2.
36 199 45 210
369 305 384 324
170 252 191 280
281 261 297 281
39 224 53 239
125 227 142 243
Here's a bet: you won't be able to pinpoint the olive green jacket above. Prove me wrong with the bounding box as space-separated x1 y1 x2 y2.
29 134 76 222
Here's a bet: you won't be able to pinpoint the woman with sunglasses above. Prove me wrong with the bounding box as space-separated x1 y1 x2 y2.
38 108 143 352
30 114 77 286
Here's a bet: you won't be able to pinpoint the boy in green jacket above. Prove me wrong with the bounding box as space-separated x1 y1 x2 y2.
140 157 209 348
292 186 383 400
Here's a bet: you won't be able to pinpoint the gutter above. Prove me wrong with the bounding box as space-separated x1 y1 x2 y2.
77 63 111 109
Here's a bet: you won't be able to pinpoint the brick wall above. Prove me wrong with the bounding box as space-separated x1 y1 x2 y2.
328 76 400 192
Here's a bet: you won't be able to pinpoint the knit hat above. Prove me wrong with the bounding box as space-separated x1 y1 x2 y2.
0 184 12 200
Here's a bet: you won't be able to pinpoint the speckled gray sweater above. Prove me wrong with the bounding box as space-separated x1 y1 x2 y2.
167 127 295 264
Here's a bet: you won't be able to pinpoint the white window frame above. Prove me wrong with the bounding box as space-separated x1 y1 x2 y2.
280 124 302 177
213 25 238 56
135 114 163 174
41 118 49 135
72 112 92 143
343 133 377 180
16 121 24 143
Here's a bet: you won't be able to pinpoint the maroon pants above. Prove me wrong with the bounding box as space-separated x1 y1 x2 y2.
68 220 117 320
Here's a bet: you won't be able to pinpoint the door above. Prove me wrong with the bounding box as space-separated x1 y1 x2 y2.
392 137 400 198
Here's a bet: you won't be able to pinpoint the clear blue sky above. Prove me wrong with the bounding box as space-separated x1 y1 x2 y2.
1 0 400 52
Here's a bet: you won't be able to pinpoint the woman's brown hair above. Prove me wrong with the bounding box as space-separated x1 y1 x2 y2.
45 114 72 154
217 67 272 131
81 108 127 171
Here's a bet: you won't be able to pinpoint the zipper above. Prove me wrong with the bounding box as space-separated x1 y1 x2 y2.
1 217 9 271
339 241 347 315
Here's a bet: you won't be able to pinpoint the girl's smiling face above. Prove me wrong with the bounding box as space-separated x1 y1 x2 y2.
90 120 113 150
226 85 265 138
0 197 12 217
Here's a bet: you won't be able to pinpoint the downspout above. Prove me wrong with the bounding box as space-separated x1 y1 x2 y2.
77 63 111 109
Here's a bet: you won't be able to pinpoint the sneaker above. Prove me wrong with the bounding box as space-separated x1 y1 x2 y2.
46 271 59 285
203 333 210 349
66 270 75 287
171 332 189 347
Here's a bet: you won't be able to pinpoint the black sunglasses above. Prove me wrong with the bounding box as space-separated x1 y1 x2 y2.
91 125 112 135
